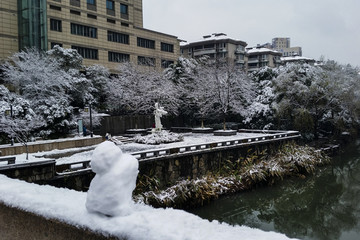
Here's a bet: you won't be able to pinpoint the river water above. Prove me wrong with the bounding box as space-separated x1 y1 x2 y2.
189 140 360 240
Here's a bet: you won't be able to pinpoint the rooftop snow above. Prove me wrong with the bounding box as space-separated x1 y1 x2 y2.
247 47 281 54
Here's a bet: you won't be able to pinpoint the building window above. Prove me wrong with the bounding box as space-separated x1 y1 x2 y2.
106 0 115 15
161 60 174 68
161 42 174 53
108 31 129 44
106 0 114 10
50 19 62 32
121 22 129 27
137 37 155 49
107 18 116 24
70 0 80 7
72 46 98 59
70 9 81 15
49 5 61 11
51 42 63 48
108 52 130 62
138 56 155 66
87 14 97 19
120 4 129 19
71 23 97 38
87 0 96 11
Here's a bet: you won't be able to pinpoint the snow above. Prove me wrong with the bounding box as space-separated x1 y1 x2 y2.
181 33 245 46
0 132 271 166
86 141 139 216
247 47 280 54
0 142 297 240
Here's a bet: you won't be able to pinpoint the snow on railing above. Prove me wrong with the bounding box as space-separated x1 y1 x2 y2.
132 130 300 161
56 160 91 174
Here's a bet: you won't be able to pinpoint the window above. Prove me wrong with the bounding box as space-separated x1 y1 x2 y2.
72 46 98 59
70 0 80 7
137 37 155 49
49 5 61 11
121 22 129 27
161 60 174 68
51 42 63 48
161 42 174 53
107 18 116 24
71 23 97 38
120 4 128 19
108 52 130 62
70 10 81 15
106 0 114 10
50 19 62 32
138 56 155 66
108 31 129 44
106 0 115 15
87 0 96 10
87 14 97 19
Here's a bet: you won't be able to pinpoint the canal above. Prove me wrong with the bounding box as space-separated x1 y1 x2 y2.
189 140 360 240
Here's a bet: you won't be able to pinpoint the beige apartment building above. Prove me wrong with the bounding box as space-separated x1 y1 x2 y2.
246 47 282 72
272 37 302 57
180 33 248 69
0 0 180 71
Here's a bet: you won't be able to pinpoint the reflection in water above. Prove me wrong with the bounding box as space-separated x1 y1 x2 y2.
189 141 360 240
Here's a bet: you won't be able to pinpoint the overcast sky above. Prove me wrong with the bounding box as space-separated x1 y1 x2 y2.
143 0 360 67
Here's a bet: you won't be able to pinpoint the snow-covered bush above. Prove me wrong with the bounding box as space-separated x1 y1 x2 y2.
134 130 183 145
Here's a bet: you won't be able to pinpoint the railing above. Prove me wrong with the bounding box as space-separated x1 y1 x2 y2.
132 131 300 161
56 160 91 174
54 130 300 173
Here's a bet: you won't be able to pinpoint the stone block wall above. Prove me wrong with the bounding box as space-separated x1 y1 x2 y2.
0 203 120 240
0 161 56 183
0 136 103 157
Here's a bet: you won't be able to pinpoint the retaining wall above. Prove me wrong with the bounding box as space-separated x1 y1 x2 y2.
0 203 120 240
0 136 103 157
0 160 55 183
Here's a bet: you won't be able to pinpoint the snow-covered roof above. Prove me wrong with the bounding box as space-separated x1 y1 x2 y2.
181 33 247 47
281 56 315 62
247 47 281 55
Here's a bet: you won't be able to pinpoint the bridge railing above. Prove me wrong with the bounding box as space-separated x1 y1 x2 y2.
132 130 300 161
55 130 300 173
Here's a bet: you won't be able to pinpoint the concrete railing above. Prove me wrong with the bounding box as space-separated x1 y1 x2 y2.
0 136 103 157
132 131 300 161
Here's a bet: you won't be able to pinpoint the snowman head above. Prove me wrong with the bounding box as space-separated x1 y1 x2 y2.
91 141 123 175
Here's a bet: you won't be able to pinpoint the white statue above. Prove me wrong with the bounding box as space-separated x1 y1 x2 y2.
154 102 167 131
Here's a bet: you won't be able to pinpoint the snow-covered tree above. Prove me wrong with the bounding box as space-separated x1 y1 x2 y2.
190 59 254 130
107 62 179 119
269 61 360 139
244 67 277 129
1 48 75 136
0 85 45 159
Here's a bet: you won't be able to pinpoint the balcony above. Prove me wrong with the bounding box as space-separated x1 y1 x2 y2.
248 59 259 64
236 59 245 64
193 48 216 56
235 48 245 54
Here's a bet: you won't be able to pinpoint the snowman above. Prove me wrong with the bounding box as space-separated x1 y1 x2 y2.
86 141 139 216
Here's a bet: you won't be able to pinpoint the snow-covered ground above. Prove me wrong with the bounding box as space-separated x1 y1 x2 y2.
1 132 269 166
0 139 297 240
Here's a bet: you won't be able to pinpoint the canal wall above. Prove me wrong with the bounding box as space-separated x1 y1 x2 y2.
0 202 120 240
136 132 300 188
